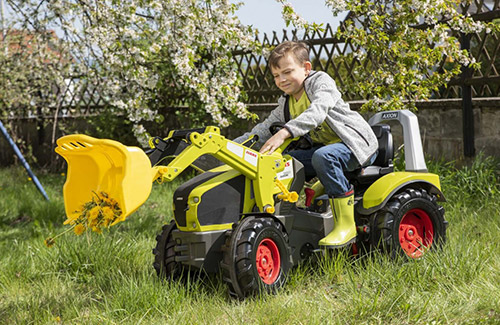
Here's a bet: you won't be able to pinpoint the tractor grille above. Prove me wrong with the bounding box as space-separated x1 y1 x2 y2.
197 175 245 226
173 172 223 227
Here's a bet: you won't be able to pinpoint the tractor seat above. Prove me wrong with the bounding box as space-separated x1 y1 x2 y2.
350 124 394 185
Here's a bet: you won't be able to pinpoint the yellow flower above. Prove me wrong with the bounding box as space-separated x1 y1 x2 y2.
44 237 55 248
74 224 86 235
102 206 115 220
62 191 122 237
89 218 98 228
91 226 102 234
99 207 113 227
88 206 100 221
47 191 123 244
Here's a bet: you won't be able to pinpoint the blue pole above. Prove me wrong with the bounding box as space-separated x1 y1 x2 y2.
0 119 50 201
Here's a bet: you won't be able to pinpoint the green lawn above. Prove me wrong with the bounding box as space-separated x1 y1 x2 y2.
0 155 499 324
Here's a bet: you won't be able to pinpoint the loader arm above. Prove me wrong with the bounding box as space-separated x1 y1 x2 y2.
152 126 297 213
56 127 298 224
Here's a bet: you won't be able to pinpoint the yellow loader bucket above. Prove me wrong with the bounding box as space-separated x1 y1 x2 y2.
56 134 154 224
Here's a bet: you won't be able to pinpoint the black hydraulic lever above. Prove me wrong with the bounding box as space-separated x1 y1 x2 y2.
147 136 188 166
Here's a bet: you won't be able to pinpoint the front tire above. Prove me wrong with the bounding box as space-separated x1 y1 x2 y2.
220 216 292 298
371 188 447 258
153 220 185 279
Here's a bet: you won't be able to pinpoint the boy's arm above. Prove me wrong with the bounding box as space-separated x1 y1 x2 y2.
233 98 287 147
259 128 291 154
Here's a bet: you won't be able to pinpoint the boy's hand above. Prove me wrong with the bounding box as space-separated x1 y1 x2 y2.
260 128 291 154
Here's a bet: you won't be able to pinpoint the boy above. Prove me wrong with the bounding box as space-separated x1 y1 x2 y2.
234 41 378 248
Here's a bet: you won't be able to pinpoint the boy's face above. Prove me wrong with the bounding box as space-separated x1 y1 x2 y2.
271 53 311 100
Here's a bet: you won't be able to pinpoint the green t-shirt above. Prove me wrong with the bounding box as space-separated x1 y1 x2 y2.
288 92 340 145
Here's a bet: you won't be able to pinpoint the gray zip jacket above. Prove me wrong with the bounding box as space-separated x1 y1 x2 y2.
234 71 378 165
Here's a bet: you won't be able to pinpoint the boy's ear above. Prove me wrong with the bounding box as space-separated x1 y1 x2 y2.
303 61 312 74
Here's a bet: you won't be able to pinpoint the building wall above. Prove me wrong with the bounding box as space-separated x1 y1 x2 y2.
401 100 499 161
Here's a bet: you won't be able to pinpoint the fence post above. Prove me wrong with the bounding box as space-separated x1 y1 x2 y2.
460 33 475 157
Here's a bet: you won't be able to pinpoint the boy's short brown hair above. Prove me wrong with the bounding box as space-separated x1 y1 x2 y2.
268 41 310 69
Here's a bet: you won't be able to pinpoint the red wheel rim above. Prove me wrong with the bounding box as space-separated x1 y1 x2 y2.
256 238 281 284
399 208 434 258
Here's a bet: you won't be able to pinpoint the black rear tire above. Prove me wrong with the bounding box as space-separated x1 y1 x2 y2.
371 188 447 258
220 217 292 298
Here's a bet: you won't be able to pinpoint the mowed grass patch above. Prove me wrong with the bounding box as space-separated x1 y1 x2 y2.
0 155 499 324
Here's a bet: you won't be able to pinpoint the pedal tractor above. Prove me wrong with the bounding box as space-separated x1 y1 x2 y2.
56 110 447 298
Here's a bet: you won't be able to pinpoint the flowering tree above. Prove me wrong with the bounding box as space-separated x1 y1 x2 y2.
0 19 74 163
5 0 259 144
277 0 498 111
0 28 73 116
2 0 498 150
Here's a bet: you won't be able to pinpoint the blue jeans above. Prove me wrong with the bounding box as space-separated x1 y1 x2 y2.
289 143 376 197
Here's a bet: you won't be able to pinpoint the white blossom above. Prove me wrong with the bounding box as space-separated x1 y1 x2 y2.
31 0 258 133
324 0 347 15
